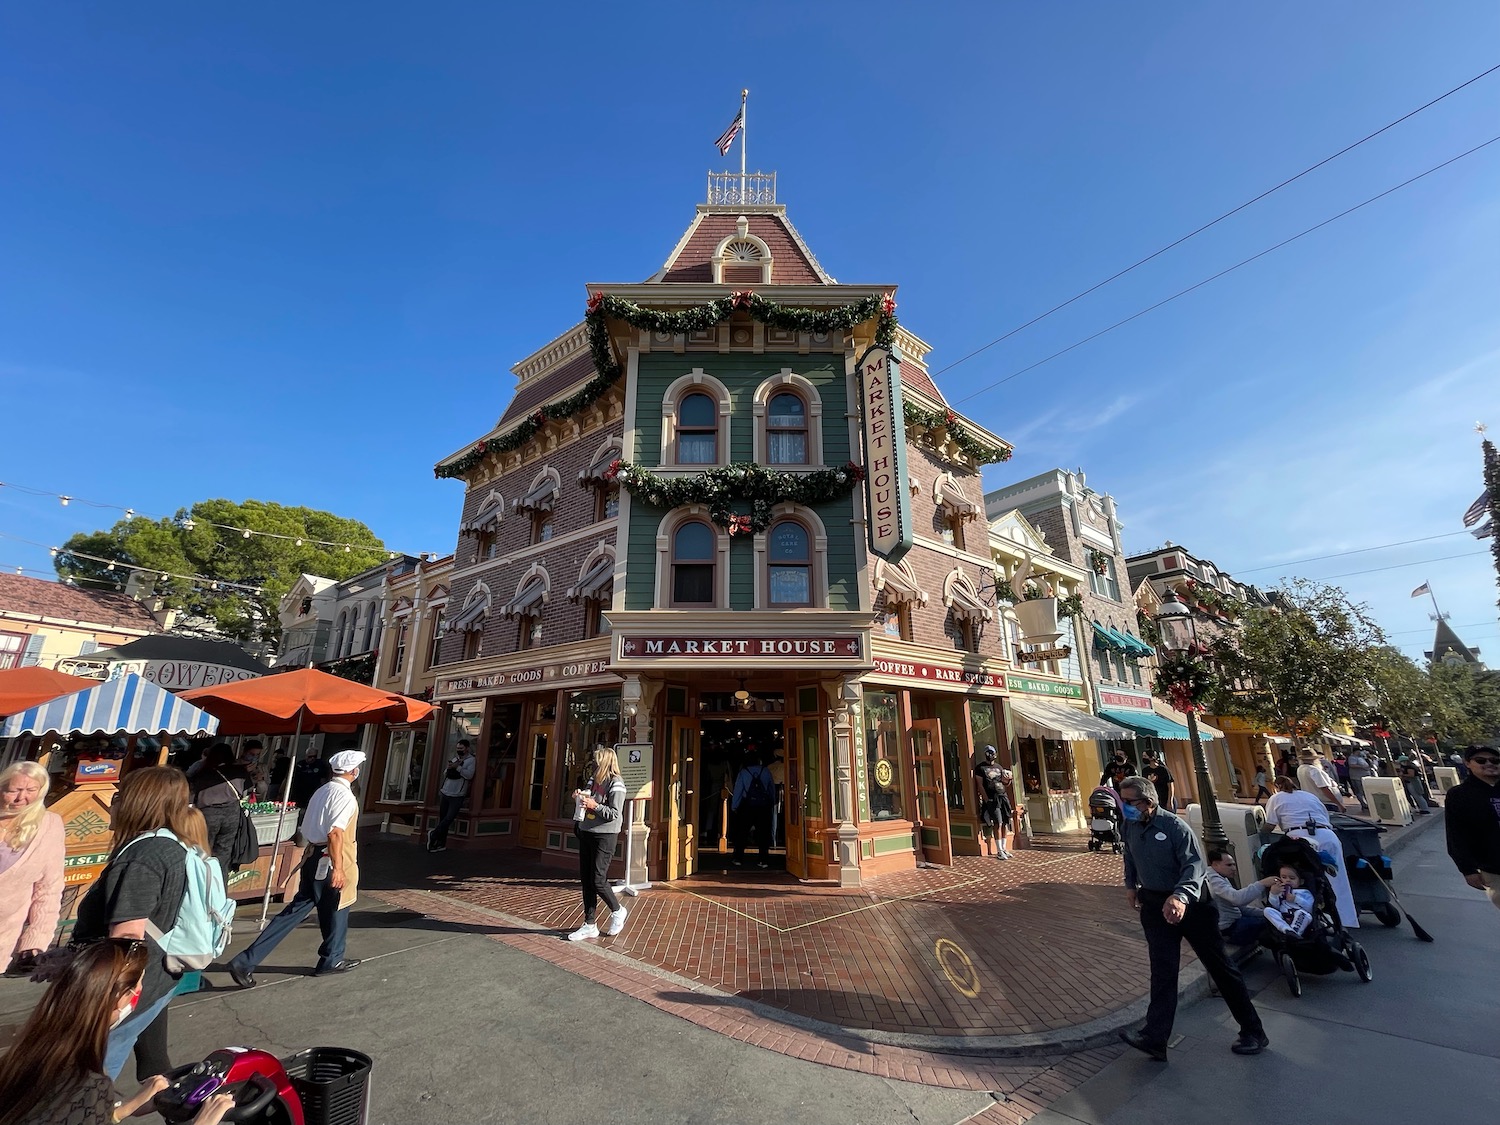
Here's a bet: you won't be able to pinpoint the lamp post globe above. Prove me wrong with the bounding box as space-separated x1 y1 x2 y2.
1154 592 1231 856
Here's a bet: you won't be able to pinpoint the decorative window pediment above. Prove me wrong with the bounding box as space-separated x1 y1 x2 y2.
460 490 505 537
875 559 928 608
712 216 773 284
504 565 551 619
944 568 992 624
935 472 979 522
569 547 616 602
580 437 623 486
513 468 561 516
452 582 491 634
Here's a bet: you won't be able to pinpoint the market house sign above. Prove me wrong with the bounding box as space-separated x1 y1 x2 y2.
620 636 861 659
857 344 913 565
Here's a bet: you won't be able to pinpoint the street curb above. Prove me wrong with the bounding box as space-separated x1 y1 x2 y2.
1381 808 1444 859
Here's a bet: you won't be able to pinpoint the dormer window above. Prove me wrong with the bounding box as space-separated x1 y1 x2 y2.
712 216 773 284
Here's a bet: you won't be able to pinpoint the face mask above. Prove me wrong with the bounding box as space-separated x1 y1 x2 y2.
1121 802 1141 822
111 991 141 1030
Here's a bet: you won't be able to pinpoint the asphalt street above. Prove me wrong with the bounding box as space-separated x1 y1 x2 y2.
1030 826 1500 1125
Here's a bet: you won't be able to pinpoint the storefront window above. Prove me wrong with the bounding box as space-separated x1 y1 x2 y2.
913 696 966 811
968 701 999 805
382 728 429 803
862 690 905 821
1019 737 1044 796
799 720 820 821
482 701 522 810
561 690 620 817
1043 739 1075 793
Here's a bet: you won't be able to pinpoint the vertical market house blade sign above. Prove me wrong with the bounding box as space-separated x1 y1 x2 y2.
858 344 913 566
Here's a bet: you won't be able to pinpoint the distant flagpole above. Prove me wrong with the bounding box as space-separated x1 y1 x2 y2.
739 88 749 200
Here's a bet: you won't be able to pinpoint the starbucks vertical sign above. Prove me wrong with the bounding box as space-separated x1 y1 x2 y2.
857 344 913 565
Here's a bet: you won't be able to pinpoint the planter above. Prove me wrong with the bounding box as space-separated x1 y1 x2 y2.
251 810 299 847
1013 597 1063 643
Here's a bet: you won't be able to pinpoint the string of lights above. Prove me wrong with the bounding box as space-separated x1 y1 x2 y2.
0 480 431 557
0 531 267 593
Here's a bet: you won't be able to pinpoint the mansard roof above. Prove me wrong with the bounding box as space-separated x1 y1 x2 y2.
648 206 832 285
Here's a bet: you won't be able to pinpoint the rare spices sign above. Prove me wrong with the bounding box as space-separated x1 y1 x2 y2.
856 344 913 565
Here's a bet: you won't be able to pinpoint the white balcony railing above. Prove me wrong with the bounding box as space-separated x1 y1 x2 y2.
707 171 776 206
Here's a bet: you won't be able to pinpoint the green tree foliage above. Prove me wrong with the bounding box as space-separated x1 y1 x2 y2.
1209 578 1385 744
55 499 387 646
1428 661 1500 746
1369 646 1440 735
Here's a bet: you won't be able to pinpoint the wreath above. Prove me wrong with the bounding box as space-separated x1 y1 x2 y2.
611 460 865 535
1153 655 1219 714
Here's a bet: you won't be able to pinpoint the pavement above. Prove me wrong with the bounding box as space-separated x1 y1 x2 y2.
0 803 1454 1125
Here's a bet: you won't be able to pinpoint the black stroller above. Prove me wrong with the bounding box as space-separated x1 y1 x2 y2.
1086 786 1123 854
1256 834 1373 996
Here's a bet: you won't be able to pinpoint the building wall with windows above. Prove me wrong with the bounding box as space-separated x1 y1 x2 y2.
0 573 162 673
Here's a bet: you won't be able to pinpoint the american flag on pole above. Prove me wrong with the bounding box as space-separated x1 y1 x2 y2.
715 110 743 156
1473 520 1495 539
1410 582 1431 598
1462 491 1490 527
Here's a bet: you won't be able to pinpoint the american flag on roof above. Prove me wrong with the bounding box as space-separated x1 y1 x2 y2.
1410 582 1431 598
1462 491 1490 527
715 110 743 156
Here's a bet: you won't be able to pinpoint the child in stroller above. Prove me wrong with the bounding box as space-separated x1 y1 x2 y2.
1257 834 1373 996
1086 786 1123 854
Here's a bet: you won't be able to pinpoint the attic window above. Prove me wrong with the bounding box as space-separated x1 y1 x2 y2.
299 596 312 616
712 216 773 284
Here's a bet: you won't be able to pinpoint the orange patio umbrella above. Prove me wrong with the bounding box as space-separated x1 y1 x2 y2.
180 668 434 923
0 666 99 716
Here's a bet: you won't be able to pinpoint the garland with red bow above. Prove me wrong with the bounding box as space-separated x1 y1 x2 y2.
436 291 897 479
611 459 866 535
1153 653 1220 714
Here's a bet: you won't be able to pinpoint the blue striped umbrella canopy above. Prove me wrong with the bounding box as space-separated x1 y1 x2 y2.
0 672 220 737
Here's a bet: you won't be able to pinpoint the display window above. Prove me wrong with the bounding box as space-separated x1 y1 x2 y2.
862 689 906 822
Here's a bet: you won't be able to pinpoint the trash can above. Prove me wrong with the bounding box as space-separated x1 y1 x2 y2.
283 1047 373 1125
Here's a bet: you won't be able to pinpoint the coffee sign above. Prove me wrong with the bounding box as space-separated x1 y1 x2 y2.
857 344 913 565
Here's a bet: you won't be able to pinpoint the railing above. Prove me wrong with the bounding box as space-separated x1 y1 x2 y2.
707 170 776 205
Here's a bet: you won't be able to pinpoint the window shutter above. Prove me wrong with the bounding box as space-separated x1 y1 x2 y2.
21 634 46 667
78 639 98 656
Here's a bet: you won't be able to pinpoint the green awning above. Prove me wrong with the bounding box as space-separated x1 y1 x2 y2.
1091 622 1127 653
1119 631 1155 658
1098 708 1194 740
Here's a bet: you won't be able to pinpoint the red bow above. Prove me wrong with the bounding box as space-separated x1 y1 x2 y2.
881 293 897 317
731 290 755 309
586 292 605 315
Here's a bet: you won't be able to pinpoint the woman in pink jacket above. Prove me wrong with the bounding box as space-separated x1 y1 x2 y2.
0 760 65 976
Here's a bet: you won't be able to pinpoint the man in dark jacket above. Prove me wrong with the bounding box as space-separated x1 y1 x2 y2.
1445 746 1500 912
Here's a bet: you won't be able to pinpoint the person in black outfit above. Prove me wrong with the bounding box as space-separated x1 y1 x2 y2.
731 752 777 868
289 744 333 810
1445 745 1500 911
1117 775 1268 1061
1099 748 1130 787
185 743 250 869
1143 750 1175 811
973 746 1015 858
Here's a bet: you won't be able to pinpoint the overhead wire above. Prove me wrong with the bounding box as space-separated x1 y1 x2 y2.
952 134 1500 404
933 62 1500 380
1228 530 1475 574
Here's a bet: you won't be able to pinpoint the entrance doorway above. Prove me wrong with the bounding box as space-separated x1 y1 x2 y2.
696 717 786 873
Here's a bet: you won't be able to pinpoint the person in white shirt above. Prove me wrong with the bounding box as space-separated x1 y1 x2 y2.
227 750 366 987
427 740 476 853
1296 751 1343 812
1263 776 1359 929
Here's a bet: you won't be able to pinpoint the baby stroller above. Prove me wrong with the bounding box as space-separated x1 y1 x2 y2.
1256 834 1372 997
1086 786 1123 854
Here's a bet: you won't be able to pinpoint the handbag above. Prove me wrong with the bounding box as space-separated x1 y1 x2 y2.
229 805 260 870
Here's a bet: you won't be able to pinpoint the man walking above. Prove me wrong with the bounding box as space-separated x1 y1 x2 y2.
1445 746 1500 911
1118 776 1269 1061
731 752 776 868
1143 750 1175 812
228 750 366 986
427 739 476 853
1296 749 1343 813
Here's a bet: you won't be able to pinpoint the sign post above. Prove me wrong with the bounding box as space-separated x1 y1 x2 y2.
613 741 654 897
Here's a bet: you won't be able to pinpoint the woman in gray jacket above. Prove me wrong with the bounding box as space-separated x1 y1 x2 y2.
567 746 629 942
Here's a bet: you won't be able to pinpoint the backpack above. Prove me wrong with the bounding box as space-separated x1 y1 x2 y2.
120 829 237 973
745 767 775 808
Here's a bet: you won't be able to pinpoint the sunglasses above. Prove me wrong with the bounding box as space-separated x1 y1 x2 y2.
1469 756 1500 766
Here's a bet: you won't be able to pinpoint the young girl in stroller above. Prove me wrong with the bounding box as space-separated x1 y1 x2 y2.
1257 835 1373 996
1086 786 1124 854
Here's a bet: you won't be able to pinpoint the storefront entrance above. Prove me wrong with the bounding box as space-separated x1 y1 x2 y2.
695 718 786 872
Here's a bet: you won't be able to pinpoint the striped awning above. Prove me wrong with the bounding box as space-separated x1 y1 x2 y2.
513 477 559 515
1010 697 1137 742
569 556 614 601
451 596 489 634
459 493 505 536
579 445 621 484
0 672 219 737
1092 622 1127 653
877 560 928 608
505 580 547 619
946 580 992 624
937 475 979 522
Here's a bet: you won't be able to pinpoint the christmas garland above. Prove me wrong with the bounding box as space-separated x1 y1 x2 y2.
1154 654 1219 714
990 580 1084 621
901 402 1012 465
610 459 864 535
1086 548 1110 576
437 291 898 480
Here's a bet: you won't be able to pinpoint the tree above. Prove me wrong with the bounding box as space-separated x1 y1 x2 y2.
55 499 388 647
1209 578 1385 747
1369 646 1439 736
1428 661 1500 747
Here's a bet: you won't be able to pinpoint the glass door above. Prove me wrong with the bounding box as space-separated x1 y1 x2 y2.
666 717 697 879
519 726 549 847
783 718 812 878
908 717 952 865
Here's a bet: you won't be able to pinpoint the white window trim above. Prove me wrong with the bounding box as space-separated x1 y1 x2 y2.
752 370 824 466
580 436 624 484
661 370 732 468
942 567 994 622
753 504 829 610
656 506 731 609
510 562 552 613
711 216 773 284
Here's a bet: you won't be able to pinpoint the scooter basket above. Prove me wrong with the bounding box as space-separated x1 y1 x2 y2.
283 1047 373 1125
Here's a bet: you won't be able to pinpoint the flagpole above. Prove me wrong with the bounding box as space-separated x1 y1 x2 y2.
1427 584 1444 622
739 88 748 201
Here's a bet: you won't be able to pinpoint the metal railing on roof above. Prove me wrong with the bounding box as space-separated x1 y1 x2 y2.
708 171 776 205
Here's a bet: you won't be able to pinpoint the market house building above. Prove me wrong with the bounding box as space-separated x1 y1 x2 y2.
427 173 1114 885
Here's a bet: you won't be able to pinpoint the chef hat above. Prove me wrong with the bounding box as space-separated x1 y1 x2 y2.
328 749 367 774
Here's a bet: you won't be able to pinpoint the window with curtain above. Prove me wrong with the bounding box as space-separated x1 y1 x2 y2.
767 520 812 606
671 521 716 605
766 391 808 464
676 391 718 464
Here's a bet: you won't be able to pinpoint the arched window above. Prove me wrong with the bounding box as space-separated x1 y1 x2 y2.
676 392 718 464
766 392 808 465
671 521 716 606
766 520 812 606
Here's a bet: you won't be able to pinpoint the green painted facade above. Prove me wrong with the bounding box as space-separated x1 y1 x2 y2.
625 351 859 612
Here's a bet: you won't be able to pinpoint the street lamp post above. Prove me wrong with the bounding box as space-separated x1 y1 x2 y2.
1156 592 1232 857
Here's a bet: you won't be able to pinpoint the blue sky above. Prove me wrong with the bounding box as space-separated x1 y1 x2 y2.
2 3 1497 663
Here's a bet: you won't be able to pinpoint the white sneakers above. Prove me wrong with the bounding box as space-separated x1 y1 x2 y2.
567 909 627 941
605 907 628 936
567 922 599 941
